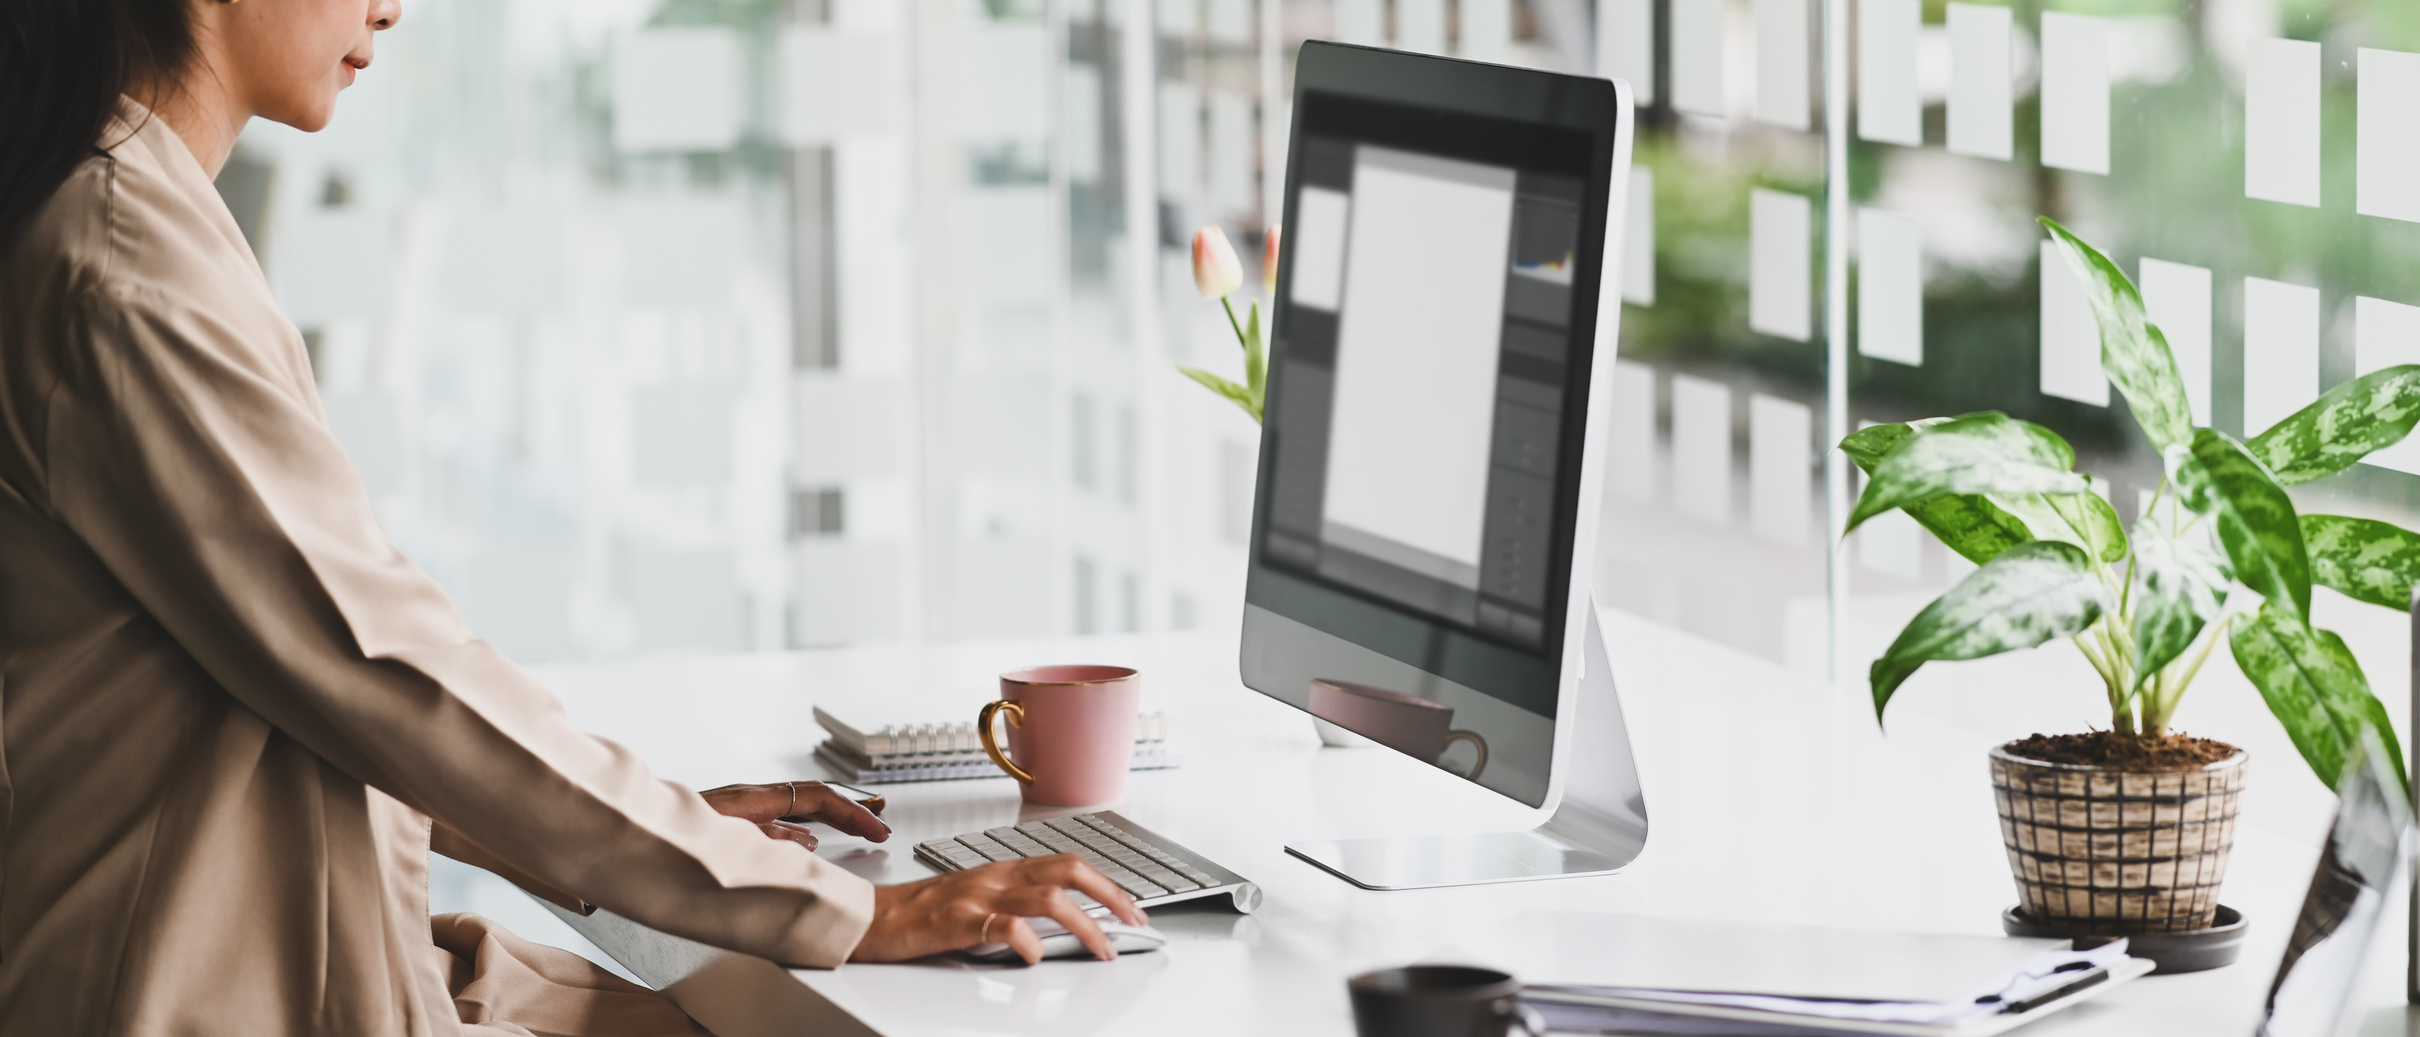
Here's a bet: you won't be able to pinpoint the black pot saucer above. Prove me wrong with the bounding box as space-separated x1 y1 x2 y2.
2002 905 2246 974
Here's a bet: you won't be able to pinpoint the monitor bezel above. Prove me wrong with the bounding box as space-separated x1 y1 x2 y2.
1240 40 1635 819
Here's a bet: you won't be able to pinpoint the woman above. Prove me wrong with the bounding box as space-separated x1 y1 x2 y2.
0 1 1140 1034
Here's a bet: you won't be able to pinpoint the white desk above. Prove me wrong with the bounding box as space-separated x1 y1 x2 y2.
501 609 2418 1037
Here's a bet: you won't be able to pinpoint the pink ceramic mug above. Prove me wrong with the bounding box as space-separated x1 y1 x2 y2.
979 665 1140 806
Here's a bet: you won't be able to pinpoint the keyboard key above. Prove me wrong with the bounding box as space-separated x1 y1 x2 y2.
956 833 1018 862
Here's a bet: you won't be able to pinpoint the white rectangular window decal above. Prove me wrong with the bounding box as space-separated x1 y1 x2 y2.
1858 0 1922 146
1750 188 1812 342
1749 393 1813 547
1947 3 2012 161
1672 0 1728 118
1857 208 1923 366
1600 0 1657 105
1291 187 1351 311
1671 374 1733 525
2039 240 2107 405
2138 258 2213 426
2247 39 2321 207
1623 166 1656 306
1755 0 1811 130
2039 12 2109 175
2243 277 2321 437
2359 296 2420 474
2359 48 2420 224
1611 361 1657 500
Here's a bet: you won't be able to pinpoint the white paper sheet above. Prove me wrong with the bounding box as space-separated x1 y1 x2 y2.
1755 0 1811 130
1858 208 1924 366
1751 188 1813 342
2247 38 2321 207
2358 296 2420 474
2039 240 2107 405
2243 276 2321 437
1859 0 1922 146
2039 12 2110 175
1672 0 1728 118
1624 166 1657 306
1749 394 1813 547
1611 361 1657 501
1947 3 2013 160
1600 0 1658 105
2138 257 2213 425
1672 375 1733 524
2358 48 2420 223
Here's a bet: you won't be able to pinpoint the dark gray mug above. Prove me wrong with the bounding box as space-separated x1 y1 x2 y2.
1348 965 1544 1037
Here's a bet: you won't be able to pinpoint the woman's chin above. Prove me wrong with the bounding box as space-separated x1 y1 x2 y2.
265 97 341 134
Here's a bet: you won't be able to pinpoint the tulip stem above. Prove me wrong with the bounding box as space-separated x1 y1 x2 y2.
1220 297 1248 349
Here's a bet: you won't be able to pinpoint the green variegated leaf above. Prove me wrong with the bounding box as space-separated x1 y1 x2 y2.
2303 514 2420 610
2128 524 2230 682
2229 606 2408 789
2039 218 2194 454
1840 421 2036 564
1177 365 1259 421
2245 366 2420 485
1869 541 2107 723
1988 478 2127 564
2173 428 2312 621
1847 413 2088 533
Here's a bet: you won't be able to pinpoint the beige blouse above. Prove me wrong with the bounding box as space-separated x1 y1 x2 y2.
0 101 873 1035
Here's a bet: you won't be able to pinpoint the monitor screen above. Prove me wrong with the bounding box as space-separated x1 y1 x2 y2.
1243 44 1624 809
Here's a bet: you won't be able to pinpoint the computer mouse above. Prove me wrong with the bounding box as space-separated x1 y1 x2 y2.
964 917 1167 963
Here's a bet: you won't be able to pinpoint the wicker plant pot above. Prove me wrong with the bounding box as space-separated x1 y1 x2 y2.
1988 743 2249 933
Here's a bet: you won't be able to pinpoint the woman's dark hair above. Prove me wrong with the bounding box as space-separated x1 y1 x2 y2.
0 0 196 249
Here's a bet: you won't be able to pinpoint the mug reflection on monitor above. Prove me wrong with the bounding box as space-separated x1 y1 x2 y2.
1309 679 1489 780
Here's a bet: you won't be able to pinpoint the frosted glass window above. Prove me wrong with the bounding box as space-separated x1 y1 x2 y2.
1855 424 1921 578
1858 0 1922 146
273 211 393 324
2038 12 2109 176
776 28 893 146
1755 0 1811 130
1750 394 1813 547
1946 3 2012 161
1623 167 1656 306
1750 189 1813 342
1291 187 1351 311
2246 39 2321 207
1857 208 1923 366
1065 64 1103 184
1209 92 1257 213
1158 84 1202 200
1611 361 1657 500
1461 0 1514 63
615 28 744 153
2242 277 2321 437
1397 0 1447 55
1600 0 1657 105
2358 48 2420 224
1335 0 1384 46
2039 240 2107 406
1672 0 1728 119
2138 258 2213 426
1672 375 1733 525
1207 0 1251 44
2358 296 2420 474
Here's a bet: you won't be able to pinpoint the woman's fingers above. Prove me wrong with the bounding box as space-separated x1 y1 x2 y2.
755 819 819 850
1023 855 1145 926
1027 886 1119 961
1000 916 1046 965
789 783 891 841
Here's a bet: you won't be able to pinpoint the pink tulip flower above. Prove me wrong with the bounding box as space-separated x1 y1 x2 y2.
1192 226 1242 300
1262 224 1281 295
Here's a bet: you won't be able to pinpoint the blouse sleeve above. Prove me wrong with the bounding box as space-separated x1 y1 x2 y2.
43 278 873 967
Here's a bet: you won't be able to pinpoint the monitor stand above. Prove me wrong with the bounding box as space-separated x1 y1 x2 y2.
1284 605 1650 890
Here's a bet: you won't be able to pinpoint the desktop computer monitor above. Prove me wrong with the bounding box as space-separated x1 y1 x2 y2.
1241 42 1649 889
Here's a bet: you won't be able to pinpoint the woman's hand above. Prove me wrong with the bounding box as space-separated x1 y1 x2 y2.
699 782 890 852
850 855 1146 965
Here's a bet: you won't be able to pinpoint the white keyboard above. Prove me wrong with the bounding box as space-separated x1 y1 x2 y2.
915 811 1262 913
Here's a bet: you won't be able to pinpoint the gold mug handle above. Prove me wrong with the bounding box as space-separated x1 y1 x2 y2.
1442 729 1489 781
978 700 1036 784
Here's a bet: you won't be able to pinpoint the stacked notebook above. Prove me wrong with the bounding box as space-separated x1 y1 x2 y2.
812 702 1180 784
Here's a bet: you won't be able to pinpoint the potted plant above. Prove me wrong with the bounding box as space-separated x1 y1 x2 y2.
1843 218 2414 952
